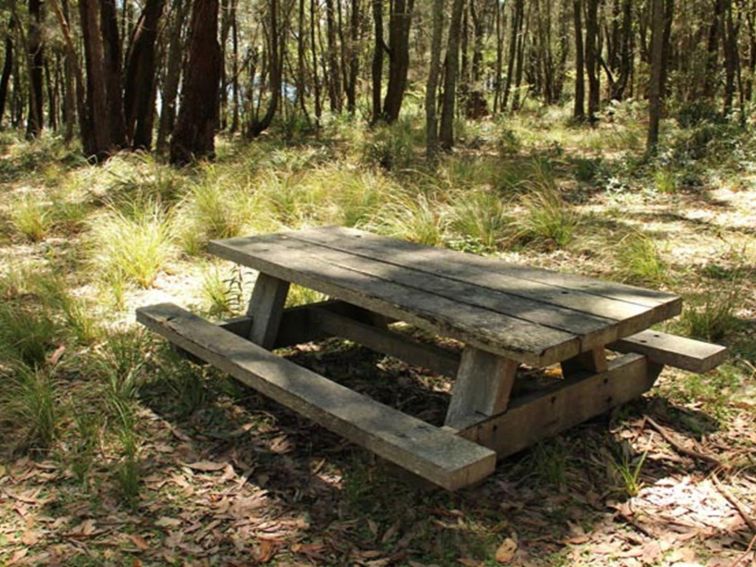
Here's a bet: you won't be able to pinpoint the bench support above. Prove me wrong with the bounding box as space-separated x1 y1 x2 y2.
246 273 290 348
445 348 518 430
561 346 608 377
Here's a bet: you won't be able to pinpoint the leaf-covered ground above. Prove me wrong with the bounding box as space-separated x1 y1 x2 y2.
0 108 754 565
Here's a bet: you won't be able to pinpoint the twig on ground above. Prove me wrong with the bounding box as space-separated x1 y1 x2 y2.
711 475 756 534
644 416 725 469
729 533 756 567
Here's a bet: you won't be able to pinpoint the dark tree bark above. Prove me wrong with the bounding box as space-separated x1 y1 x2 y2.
231 0 241 130
345 0 360 113
502 0 523 111
170 0 222 164
44 57 56 130
493 0 504 113
722 0 738 114
466 0 487 117
26 0 44 138
647 0 665 153
100 0 128 147
157 0 190 154
424 0 444 157
325 0 343 111
311 0 322 122
370 0 384 122
0 22 13 128
439 0 465 149
381 0 414 122
703 0 726 99
585 0 600 122
573 0 586 119
79 0 112 157
124 0 166 149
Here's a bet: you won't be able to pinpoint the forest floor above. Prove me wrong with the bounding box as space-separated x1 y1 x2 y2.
0 104 754 566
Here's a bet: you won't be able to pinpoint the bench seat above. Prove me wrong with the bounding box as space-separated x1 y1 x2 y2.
136 303 496 491
610 330 727 373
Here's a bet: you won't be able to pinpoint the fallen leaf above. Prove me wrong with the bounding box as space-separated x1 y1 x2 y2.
185 460 228 472
20 530 39 546
155 517 181 529
7 548 28 565
129 534 149 551
255 539 278 563
48 345 66 366
495 537 517 563
66 519 96 538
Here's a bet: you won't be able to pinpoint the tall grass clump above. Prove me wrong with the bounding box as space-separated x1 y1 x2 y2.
679 291 740 342
100 152 185 205
0 363 58 452
10 195 53 242
200 266 243 317
514 189 577 248
361 119 417 170
0 304 58 367
614 232 667 285
449 190 512 251
32 274 100 344
368 191 448 246
90 201 173 288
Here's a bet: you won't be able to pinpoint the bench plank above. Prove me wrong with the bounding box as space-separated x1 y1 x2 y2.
209 237 580 366
137 303 496 490
290 226 681 325
610 330 727 373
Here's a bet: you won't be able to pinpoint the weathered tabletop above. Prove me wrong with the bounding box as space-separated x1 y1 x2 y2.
208 226 682 367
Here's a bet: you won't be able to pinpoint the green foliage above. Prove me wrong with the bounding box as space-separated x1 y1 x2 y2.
615 233 667 285
90 201 174 288
153 346 208 417
114 422 141 508
200 266 243 317
449 190 512 251
68 412 102 485
361 120 416 170
608 443 647 497
0 303 58 367
572 157 605 183
369 191 448 246
10 195 53 242
0 363 58 452
679 291 739 342
514 189 577 248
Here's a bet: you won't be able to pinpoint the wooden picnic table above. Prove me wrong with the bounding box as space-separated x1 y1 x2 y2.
137 226 727 490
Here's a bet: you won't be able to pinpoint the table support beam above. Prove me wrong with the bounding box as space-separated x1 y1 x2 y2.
246 273 290 348
445 347 518 430
560 346 608 377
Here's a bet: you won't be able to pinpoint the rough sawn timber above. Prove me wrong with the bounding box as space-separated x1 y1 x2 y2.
136 303 496 490
610 330 727 373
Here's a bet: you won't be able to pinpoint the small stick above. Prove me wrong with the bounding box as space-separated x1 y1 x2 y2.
712 475 756 534
644 416 724 469
729 533 755 567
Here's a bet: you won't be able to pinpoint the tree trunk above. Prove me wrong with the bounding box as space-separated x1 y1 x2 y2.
371 0 384 122
439 0 465 149
0 23 13 128
573 0 586 119
723 0 738 114
325 0 343 111
170 0 222 164
346 0 360 113
311 0 322 122
425 0 444 158
703 0 726 99
124 0 166 149
381 0 414 122
247 0 281 137
79 0 112 158
100 0 128 148
493 0 504 113
502 0 522 111
26 0 44 138
157 0 190 154
585 0 600 122
647 0 664 153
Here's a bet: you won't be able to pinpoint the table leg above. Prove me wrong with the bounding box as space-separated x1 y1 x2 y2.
246 273 290 348
445 347 518 430
560 346 608 377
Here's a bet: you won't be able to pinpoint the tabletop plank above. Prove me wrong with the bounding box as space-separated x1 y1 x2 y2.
209 235 581 365
289 226 681 332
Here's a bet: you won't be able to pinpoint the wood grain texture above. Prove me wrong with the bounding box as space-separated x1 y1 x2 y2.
610 330 727 373
209 236 580 366
445 348 518 430
246 273 290 348
456 353 661 456
137 303 497 490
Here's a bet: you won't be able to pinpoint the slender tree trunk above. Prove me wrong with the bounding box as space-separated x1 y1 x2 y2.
381 0 413 122
703 0 726 99
325 0 343 111
230 0 241 131
425 0 444 158
44 58 56 130
100 0 128 148
585 0 600 122
296 0 309 121
723 0 738 114
511 0 528 111
311 0 322 122
502 0 522 111
371 0 384 122
573 0 586 119
647 0 664 153
124 0 166 149
493 0 504 113
26 0 44 138
248 0 281 137
157 0 189 154
0 23 13 128
79 0 112 157
439 0 465 149
346 0 360 113
170 0 222 164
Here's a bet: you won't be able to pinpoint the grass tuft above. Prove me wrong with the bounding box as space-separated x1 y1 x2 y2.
615 232 667 285
10 195 53 242
514 189 577 248
0 363 58 452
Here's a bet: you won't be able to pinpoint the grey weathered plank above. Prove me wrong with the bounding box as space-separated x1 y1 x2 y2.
290 226 681 325
610 330 727 373
209 237 580 366
560 346 608 377
456 353 661 456
137 303 496 490
246 273 290 348
264 236 619 349
445 348 518 430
